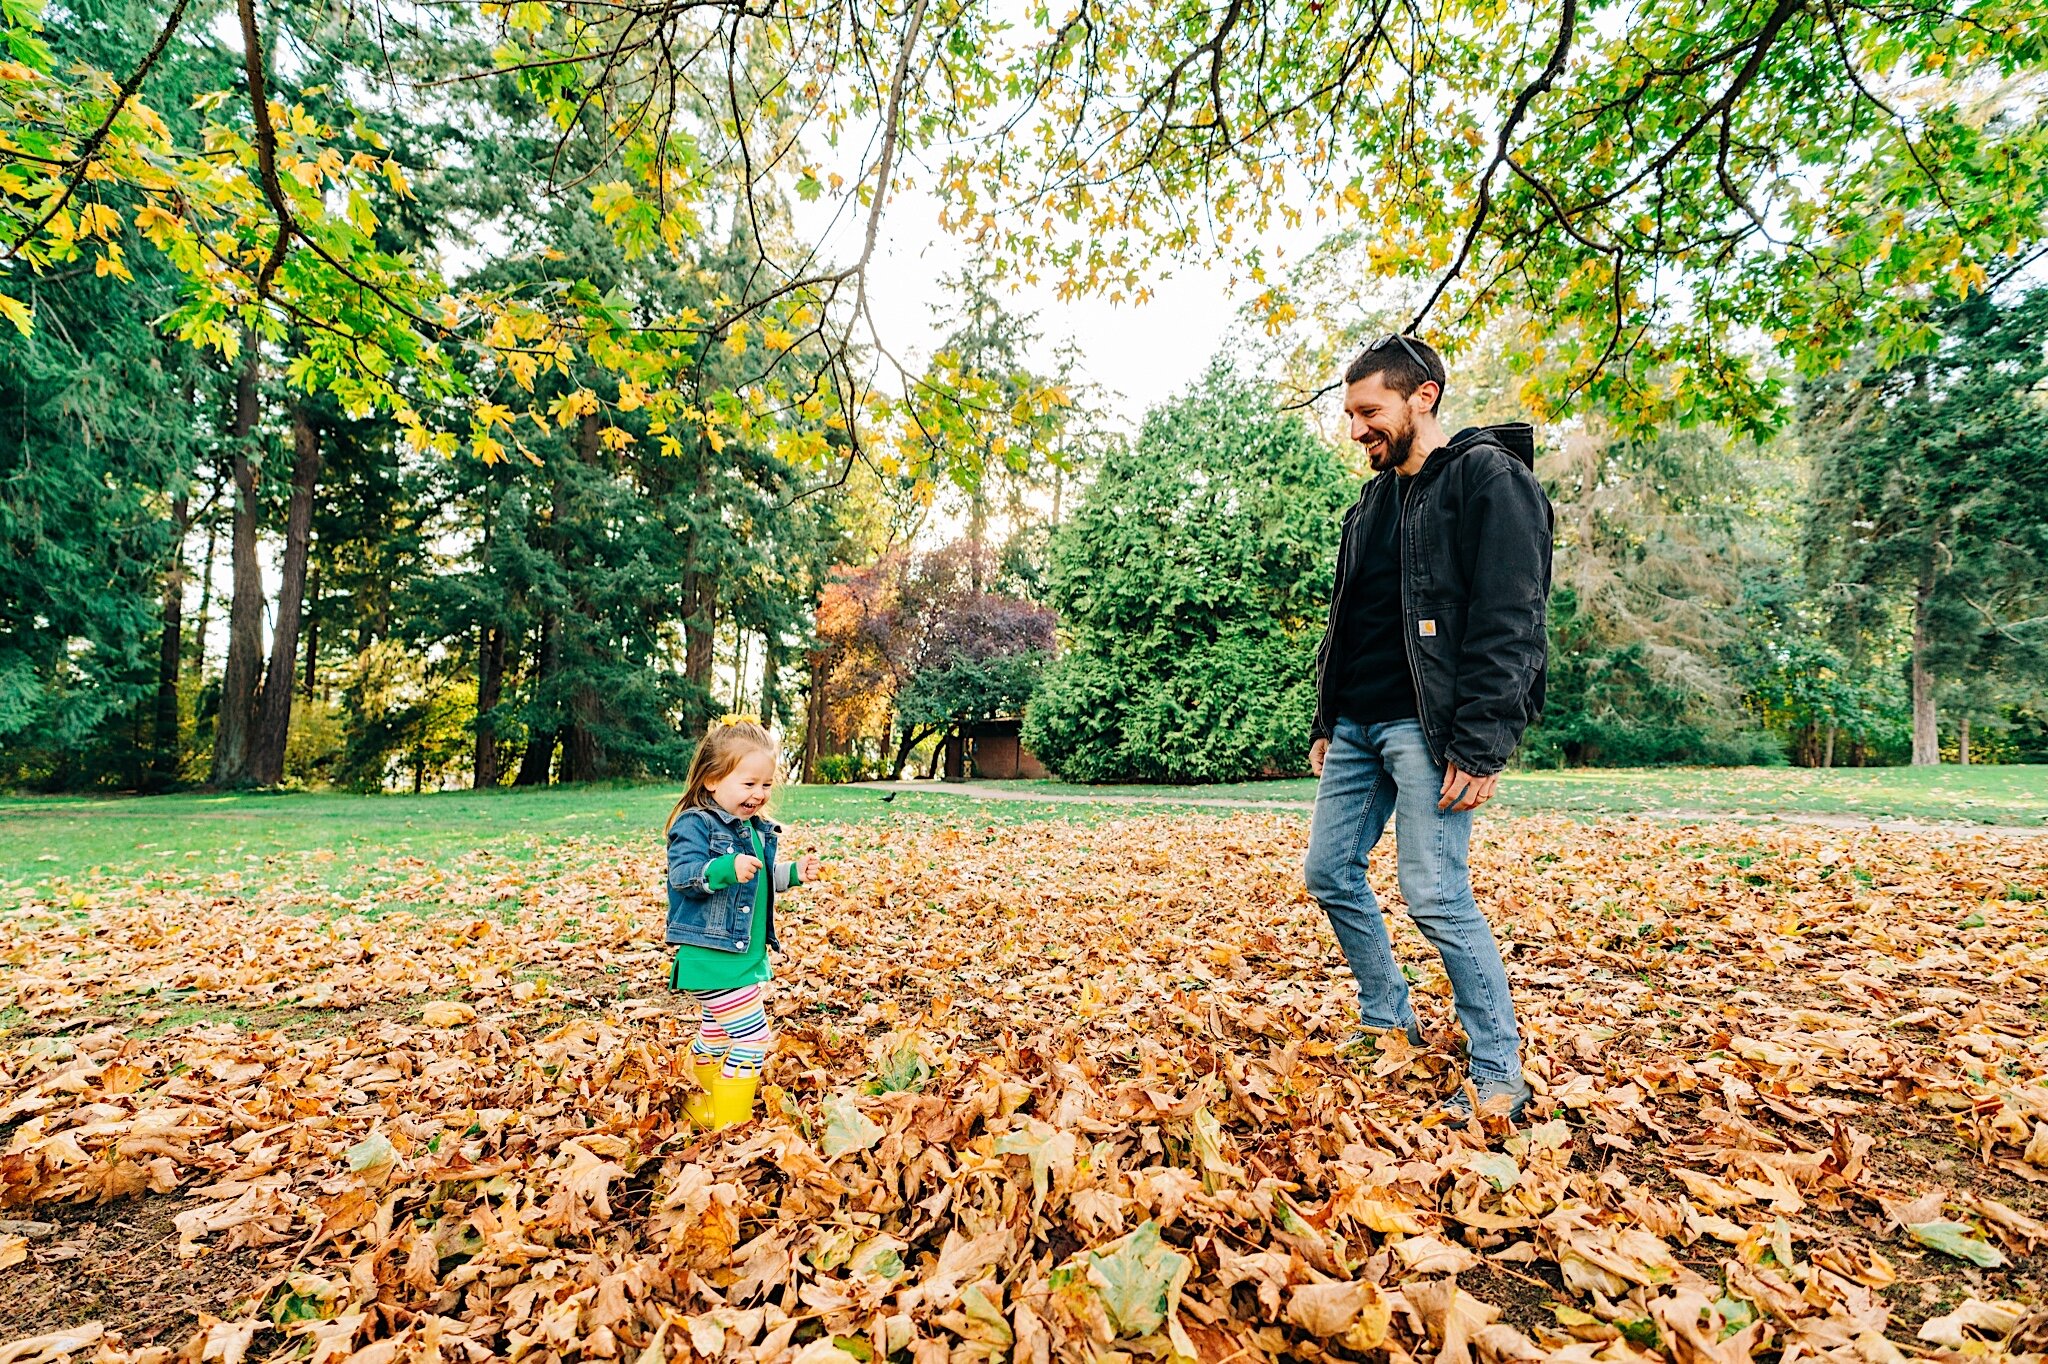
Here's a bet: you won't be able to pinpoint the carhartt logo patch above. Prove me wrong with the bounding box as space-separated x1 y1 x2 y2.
1418 619 1438 637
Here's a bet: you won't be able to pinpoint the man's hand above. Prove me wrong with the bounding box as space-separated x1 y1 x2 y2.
796 853 823 883
1309 738 1330 778
1438 763 1498 812
732 853 763 883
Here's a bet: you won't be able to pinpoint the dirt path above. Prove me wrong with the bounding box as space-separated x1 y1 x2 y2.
851 780 2048 837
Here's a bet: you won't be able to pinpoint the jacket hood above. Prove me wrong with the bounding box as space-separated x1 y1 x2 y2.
1444 421 1537 469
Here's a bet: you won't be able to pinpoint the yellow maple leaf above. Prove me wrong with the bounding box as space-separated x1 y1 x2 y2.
133 203 180 246
79 202 121 239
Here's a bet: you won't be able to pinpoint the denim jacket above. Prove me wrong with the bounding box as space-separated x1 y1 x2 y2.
665 805 791 952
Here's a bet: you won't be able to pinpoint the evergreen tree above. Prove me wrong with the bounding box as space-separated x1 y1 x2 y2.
0 0 227 789
1805 290 2048 765
0 262 200 786
1025 362 1351 783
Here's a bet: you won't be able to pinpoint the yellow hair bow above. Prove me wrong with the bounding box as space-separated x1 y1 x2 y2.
716 713 761 728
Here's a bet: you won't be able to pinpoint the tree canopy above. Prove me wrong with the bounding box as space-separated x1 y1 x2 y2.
7 0 2045 476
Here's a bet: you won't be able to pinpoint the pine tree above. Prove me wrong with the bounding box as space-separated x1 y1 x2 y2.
1806 290 2048 765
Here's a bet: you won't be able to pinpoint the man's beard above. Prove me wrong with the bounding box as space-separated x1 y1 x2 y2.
1365 421 1414 472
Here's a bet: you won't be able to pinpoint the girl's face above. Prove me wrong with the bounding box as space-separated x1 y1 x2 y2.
707 748 776 818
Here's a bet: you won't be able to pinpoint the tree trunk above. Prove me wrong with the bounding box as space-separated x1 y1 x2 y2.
151 494 190 789
684 572 718 691
967 491 988 592
192 493 218 678
731 630 750 715
759 638 783 731
924 729 946 780
561 691 606 783
1958 716 1971 766
558 410 607 779
800 654 826 783
301 568 320 697
475 623 505 789
1821 722 1836 770
248 404 321 786
514 614 559 785
211 346 264 788
889 722 928 780
1910 578 1939 767
682 445 718 708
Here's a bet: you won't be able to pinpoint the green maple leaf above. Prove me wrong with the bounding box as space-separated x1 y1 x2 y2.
820 1094 884 1159
1908 1221 2007 1268
1085 1221 1191 1338
996 1123 1075 1204
345 1132 395 1172
1470 1152 1520 1191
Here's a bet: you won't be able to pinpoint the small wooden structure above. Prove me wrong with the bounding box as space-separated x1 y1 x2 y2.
943 719 1047 781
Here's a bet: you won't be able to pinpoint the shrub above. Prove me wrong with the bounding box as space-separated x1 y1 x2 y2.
1024 361 1352 783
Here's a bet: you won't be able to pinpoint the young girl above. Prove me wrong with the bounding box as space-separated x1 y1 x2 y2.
664 718 820 1130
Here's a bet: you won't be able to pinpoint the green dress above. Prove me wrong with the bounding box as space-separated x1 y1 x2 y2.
669 824 797 992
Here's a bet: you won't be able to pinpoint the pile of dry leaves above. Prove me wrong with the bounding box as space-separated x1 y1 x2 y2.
1 814 2044 1364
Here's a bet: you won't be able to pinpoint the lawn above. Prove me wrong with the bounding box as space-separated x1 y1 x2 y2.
966 762 2048 825
4 764 2041 890
0 782 1071 888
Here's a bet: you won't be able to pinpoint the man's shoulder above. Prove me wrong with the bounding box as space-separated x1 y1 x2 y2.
1448 439 1545 502
1458 433 1524 471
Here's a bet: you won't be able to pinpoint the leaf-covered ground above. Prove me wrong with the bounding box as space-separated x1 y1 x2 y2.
2 814 2045 1363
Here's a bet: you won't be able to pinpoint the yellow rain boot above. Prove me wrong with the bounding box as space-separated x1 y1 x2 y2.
708 1070 761 1130
683 1054 722 1128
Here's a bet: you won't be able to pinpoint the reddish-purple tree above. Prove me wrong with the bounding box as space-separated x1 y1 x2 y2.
813 541 1055 777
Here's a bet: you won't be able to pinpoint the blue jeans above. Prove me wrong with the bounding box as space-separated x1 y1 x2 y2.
1304 717 1524 1084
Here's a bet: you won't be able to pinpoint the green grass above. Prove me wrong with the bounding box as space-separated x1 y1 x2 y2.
968 762 2048 825
2 763 2040 889
0 781 1161 887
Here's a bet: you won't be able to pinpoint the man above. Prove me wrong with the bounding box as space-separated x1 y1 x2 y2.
1304 333 1553 1121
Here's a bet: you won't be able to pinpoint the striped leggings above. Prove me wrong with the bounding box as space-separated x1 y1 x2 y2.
682 985 775 1077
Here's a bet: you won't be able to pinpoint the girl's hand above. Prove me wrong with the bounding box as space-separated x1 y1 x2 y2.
732 854 763 883
797 854 823 883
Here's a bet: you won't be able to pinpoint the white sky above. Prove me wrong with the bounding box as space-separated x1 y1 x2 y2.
851 191 1263 426
793 144 1333 431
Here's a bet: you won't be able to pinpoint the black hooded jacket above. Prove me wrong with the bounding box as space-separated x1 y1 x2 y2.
1310 423 1554 777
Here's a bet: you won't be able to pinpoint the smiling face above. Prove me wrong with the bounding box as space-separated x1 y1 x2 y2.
1344 372 1437 473
707 747 777 819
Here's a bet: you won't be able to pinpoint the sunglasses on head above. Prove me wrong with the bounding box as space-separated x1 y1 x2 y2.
1367 332 1434 375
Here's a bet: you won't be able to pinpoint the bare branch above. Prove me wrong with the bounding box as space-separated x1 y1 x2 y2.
1408 0 1578 331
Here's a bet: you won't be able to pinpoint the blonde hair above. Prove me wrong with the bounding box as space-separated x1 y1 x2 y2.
666 717 776 832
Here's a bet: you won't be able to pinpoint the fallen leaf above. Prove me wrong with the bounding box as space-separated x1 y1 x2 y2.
1907 1220 2007 1268
1081 1221 1191 1338
420 1001 476 1027
1917 1298 2025 1350
820 1094 884 1159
